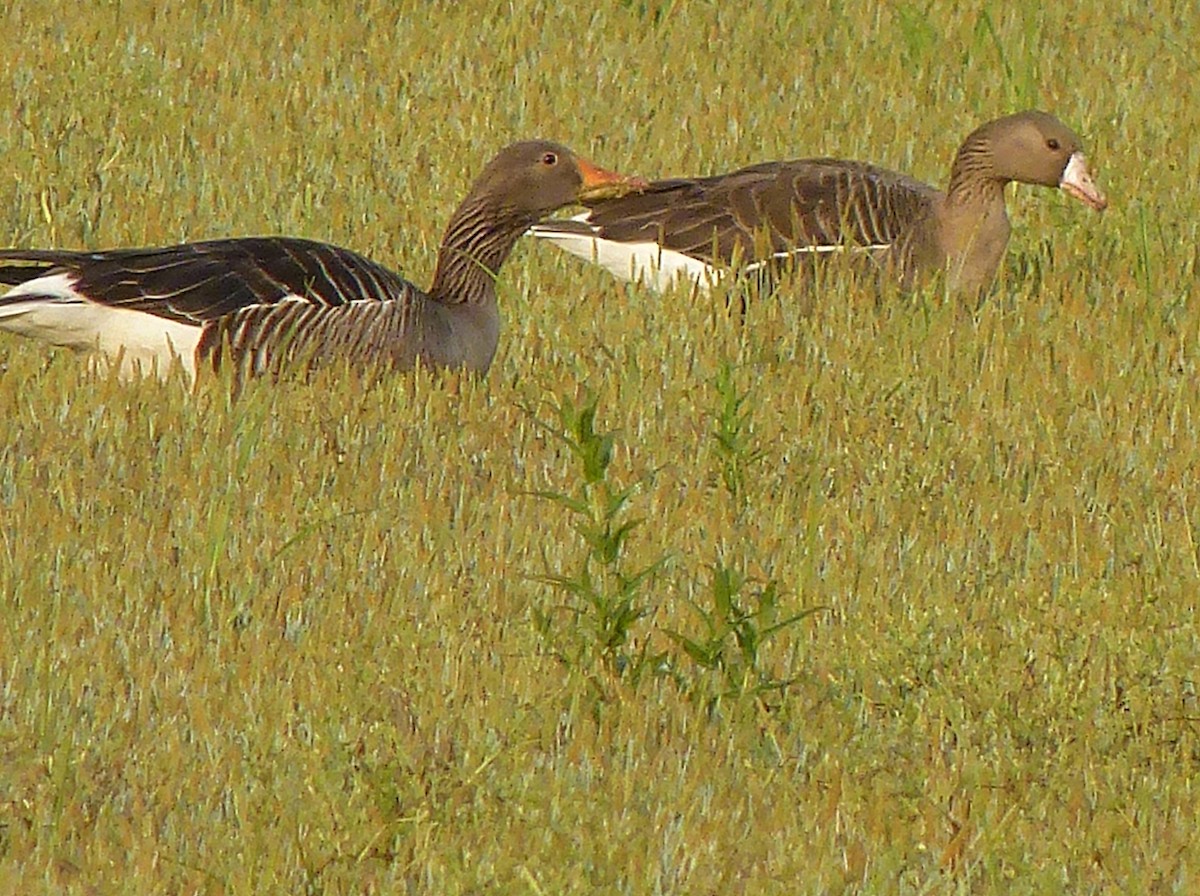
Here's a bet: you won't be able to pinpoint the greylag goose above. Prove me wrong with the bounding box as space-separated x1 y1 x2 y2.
530 111 1107 297
0 140 640 381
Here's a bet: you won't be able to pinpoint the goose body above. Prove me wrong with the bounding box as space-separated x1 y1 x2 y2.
0 141 639 381
531 111 1107 297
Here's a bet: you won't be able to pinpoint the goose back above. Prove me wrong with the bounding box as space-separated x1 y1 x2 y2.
0 237 417 322
583 160 940 267
0 237 457 377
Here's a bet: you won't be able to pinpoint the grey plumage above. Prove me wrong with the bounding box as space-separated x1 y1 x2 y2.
0 141 640 380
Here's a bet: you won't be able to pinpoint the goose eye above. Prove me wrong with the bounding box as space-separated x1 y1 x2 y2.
541 151 558 166
1046 138 1060 151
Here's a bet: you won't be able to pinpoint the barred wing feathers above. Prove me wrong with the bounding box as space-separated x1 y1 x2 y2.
532 160 940 290
583 160 939 263
0 237 433 378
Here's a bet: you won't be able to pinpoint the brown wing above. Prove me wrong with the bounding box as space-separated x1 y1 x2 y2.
580 158 941 265
0 237 417 323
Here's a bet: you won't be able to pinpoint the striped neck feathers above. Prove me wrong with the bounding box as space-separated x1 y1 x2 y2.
428 200 531 305
945 131 1008 208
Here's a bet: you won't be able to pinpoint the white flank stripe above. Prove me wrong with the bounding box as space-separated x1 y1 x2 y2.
0 272 200 380
533 222 896 294
531 227 721 293
742 243 893 273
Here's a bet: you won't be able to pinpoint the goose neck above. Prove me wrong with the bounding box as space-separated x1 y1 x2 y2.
945 139 1007 209
428 201 527 305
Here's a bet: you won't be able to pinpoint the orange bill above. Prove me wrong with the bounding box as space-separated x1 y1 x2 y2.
577 157 648 201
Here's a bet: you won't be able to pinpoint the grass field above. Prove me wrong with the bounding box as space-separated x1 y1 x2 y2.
1 1 1198 893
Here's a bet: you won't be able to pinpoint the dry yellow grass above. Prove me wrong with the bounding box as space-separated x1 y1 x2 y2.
1 1 1198 893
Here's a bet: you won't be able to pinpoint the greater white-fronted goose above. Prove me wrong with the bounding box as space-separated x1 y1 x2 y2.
530 111 1107 297
0 141 640 381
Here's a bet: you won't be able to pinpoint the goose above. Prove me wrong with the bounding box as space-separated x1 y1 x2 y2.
0 140 641 382
530 111 1107 297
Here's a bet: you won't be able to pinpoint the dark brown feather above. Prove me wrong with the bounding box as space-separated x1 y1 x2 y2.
0 237 415 323
581 160 939 265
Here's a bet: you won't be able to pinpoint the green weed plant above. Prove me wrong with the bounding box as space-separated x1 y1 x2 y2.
526 391 666 687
